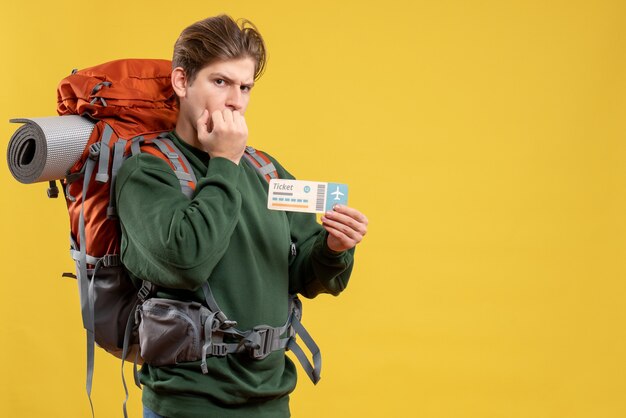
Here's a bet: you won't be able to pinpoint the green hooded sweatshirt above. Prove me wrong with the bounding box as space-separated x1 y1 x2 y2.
115 131 355 418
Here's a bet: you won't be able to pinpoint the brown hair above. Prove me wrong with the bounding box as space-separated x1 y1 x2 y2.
172 15 267 84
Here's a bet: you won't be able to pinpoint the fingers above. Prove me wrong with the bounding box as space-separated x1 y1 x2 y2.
321 205 368 252
331 205 369 226
199 108 248 164
210 110 225 133
322 221 363 253
223 108 234 125
233 110 247 129
321 205 368 238
323 223 357 247
196 109 210 136
321 214 365 244
209 109 247 133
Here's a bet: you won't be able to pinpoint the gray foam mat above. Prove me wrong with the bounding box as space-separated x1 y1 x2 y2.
7 116 95 183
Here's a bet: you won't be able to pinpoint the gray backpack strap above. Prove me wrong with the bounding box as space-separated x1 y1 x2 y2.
130 135 143 156
148 137 196 198
121 298 139 418
201 282 237 328
95 124 114 183
121 280 152 418
76 153 98 418
70 249 101 266
200 310 220 374
243 146 278 181
197 284 321 384
77 128 131 417
286 296 322 384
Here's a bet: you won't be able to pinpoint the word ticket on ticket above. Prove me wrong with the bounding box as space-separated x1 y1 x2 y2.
268 179 349 213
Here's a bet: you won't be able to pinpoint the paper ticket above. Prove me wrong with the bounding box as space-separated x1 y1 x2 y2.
268 179 348 213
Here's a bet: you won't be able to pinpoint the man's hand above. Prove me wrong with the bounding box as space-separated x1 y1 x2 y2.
197 109 248 164
321 205 368 252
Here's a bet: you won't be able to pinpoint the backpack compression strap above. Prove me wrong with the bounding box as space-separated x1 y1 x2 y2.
75 146 100 418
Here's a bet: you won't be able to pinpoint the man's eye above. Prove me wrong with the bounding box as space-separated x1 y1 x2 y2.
215 79 225 86
241 85 251 92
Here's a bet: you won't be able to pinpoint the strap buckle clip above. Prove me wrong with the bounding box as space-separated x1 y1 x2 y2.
89 142 101 160
137 281 153 302
249 325 276 360
211 344 228 356
101 254 120 267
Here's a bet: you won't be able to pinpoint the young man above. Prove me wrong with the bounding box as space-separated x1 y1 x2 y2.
115 15 368 418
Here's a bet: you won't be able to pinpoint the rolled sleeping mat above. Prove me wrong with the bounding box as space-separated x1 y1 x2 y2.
7 115 95 183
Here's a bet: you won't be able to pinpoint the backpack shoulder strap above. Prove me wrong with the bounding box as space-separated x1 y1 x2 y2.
137 135 197 198
133 138 278 194
242 146 279 183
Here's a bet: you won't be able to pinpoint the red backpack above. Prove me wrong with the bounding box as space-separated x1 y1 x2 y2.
56 58 194 416
56 59 285 416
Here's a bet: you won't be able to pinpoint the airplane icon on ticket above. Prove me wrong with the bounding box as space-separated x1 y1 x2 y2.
331 186 345 201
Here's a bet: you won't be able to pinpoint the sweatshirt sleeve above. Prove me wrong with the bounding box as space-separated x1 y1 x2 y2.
266 156 355 298
115 153 242 290
287 211 355 298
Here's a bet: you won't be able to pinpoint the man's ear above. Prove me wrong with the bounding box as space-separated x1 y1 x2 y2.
171 67 188 98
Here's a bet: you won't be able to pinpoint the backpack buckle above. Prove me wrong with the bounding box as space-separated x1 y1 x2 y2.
248 326 276 360
138 281 154 301
219 319 238 330
101 254 120 267
89 142 101 160
211 344 228 356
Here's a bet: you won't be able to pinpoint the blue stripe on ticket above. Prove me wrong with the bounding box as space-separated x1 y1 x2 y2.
326 183 349 211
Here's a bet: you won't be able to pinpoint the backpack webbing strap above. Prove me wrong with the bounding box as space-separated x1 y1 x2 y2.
149 138 196 198
130 135 144 156
121 280 152 418
200 310 220 374
197 284 321 384
243 146 278 182
107 139 127 218
201 282 236 328
71 250 100 267
70 250 120 268
286 296 322 384
95 124 114 183
120 300 138 418
77 156 98 418
199 307 294 373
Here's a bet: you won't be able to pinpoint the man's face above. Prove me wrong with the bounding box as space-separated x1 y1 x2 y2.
178 57 256 130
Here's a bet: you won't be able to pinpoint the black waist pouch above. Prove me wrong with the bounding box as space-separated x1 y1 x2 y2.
138 298 211 366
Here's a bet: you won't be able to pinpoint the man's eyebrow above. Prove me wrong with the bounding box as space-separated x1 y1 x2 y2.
209 72 255 87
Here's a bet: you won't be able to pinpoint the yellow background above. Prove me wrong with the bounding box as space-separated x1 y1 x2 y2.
1 1 625 417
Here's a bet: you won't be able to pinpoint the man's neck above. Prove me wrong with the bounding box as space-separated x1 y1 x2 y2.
174 117 205 152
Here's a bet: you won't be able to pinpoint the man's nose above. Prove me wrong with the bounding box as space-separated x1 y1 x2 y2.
225 86 243 111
